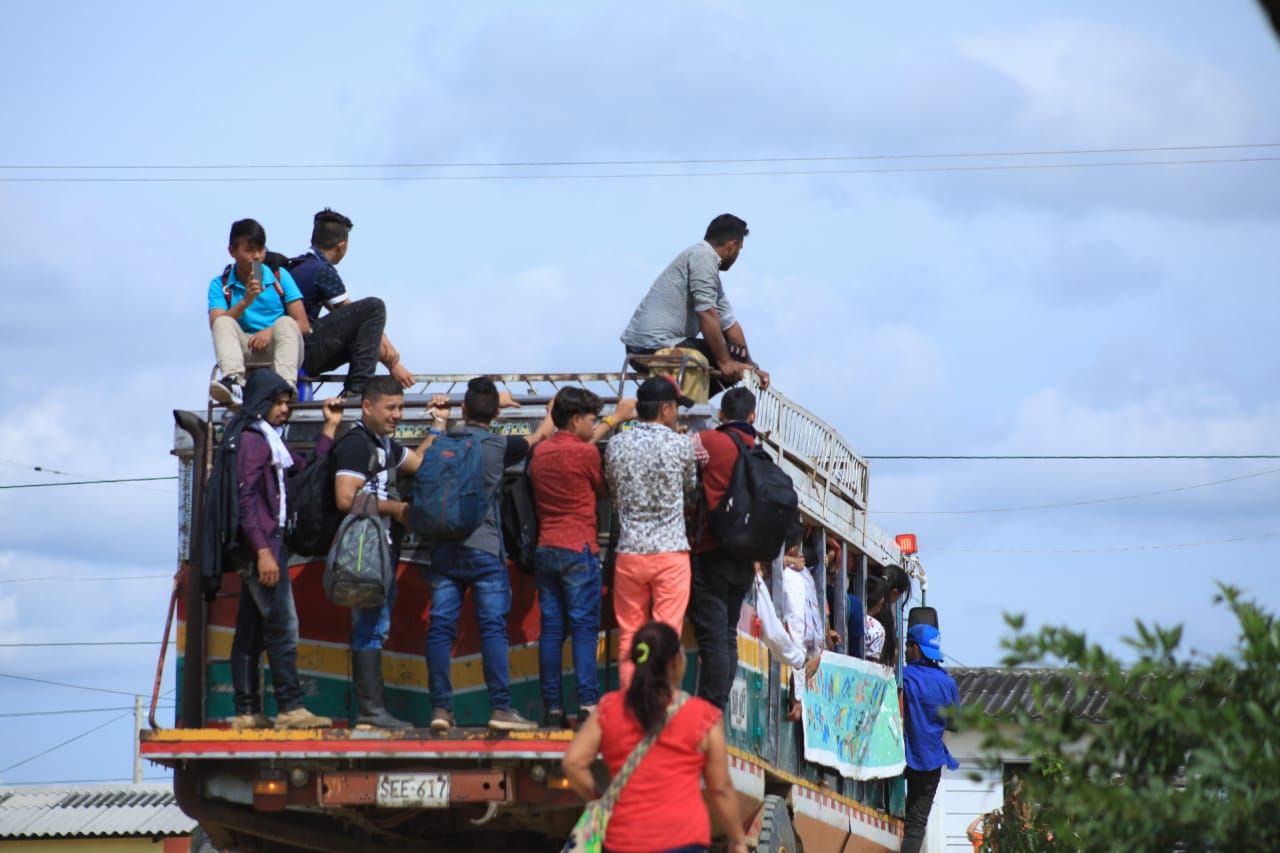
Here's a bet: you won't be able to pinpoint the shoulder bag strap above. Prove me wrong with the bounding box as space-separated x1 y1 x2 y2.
597 694 688 810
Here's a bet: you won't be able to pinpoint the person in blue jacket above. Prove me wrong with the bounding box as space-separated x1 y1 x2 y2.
901 623 960 853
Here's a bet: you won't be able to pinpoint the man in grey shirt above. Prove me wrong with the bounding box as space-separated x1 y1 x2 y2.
621 213 770 393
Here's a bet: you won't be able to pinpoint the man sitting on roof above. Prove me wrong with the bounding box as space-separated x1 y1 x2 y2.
621 213 770 396
619 212 768 399
288 208 416 400
207 219 310 406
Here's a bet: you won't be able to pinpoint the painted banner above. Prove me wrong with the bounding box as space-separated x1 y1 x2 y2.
800 651 905 780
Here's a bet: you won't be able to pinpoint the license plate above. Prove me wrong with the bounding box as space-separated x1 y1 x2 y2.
375 773 451 808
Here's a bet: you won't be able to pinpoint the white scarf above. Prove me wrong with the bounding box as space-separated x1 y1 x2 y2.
253 420 294 526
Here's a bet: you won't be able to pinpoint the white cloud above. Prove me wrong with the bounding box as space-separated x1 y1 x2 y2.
960 20 1253 145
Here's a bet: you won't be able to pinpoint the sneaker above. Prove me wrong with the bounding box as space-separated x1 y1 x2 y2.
274 707 332 729
489 708 538 732
230 712 271 730
430 708 454 733
209 377 244 407
545 709 566 729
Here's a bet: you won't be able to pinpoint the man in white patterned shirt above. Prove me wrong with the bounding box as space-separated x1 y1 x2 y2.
604 376 698 688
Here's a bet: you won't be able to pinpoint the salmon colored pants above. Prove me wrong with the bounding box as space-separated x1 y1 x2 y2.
614 551 691 689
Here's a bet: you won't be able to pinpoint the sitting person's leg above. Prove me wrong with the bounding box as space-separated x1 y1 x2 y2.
267 316 304 391
210 315 251 402
301 297 387 398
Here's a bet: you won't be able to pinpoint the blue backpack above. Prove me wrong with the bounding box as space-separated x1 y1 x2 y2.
409 432 491 541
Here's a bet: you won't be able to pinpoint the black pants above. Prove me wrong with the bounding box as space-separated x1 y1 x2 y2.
626 337 751 396
230 549 303 714
901 767 942 853
302 296 386 397
690 549 754 709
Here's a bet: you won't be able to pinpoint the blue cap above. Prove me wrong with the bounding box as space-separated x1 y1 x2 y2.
907 624 943 662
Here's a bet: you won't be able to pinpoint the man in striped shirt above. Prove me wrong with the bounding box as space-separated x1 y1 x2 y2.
621 214 770 393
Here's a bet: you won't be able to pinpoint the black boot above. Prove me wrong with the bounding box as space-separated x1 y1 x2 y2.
352 649 411 729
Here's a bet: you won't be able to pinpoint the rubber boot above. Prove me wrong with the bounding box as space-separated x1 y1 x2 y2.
352 649 411 729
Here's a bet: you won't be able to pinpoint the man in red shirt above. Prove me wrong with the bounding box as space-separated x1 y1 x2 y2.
690 387 760 709
529 387 636 727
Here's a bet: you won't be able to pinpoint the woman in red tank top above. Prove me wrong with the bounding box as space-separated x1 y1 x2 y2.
563 622 748 853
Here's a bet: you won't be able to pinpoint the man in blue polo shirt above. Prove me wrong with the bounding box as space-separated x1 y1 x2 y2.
207 218 310 406
288 208 415 399
901 623 960 853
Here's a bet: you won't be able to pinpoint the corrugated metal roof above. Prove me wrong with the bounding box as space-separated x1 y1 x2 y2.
952 667 1113 722
0 783 194 839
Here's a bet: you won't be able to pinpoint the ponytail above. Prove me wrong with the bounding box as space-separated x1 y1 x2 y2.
625 622 682 733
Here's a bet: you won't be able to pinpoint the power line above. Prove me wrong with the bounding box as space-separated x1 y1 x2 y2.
0 711 133 774
865 454 1280 460
0 640 174 647
0 457 176 495
3 141 1276 170
0 672 153 698
871 466 1280 515
0 706 173 718
0 156 1276 184
0 476 176 490
943 531 1279 555
0 574 172 585
6 776 172 785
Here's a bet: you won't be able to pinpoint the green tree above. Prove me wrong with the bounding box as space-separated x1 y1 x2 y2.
965 585 1280 852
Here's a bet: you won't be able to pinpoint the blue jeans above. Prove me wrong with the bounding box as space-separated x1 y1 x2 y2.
426 543 513 712
351 575 397 652
534 546 602 711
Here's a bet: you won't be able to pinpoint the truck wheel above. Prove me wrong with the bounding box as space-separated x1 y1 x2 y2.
757 794 799 853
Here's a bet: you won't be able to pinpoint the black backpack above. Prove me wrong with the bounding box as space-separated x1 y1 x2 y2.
500 459 539 575
707 429 798 561
284 429 378 558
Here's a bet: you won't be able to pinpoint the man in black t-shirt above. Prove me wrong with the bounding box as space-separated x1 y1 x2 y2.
333 376 449 728
426 377 555 733
290 209 416 399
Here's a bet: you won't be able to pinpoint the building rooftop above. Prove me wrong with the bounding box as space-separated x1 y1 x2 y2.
0 783 194 839
952 667 1113 722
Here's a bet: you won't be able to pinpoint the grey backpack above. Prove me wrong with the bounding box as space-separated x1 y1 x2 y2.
324 491 394 608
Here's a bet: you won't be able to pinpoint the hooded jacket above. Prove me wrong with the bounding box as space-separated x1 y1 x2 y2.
199 371 301 601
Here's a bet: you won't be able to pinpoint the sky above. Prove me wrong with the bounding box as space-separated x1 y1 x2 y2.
0 1 1277 786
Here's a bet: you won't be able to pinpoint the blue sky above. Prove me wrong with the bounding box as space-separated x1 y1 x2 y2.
1 1 1277 785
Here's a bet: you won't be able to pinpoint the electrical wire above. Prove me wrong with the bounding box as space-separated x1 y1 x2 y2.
0 156 1276 183
865 454 1280 460
870 466 1280 515
0 458 175 495
943 531 1279 555
0 574 172 585
0 672 154 698
2 141 1275 170
0 711 133 774
0 476 176 490
0 706 173 718
5 776 173 785
0 640 174 647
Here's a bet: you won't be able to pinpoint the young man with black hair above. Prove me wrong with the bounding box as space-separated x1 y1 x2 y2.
231 370 341 729
288 208 415 399
527 388 636 727
207 219 310 406
901 624 960 853
332 376 449 728
688 386 761 709
621 213 769 393
604 375 699 689
877 564 912 665
427 377 556 733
